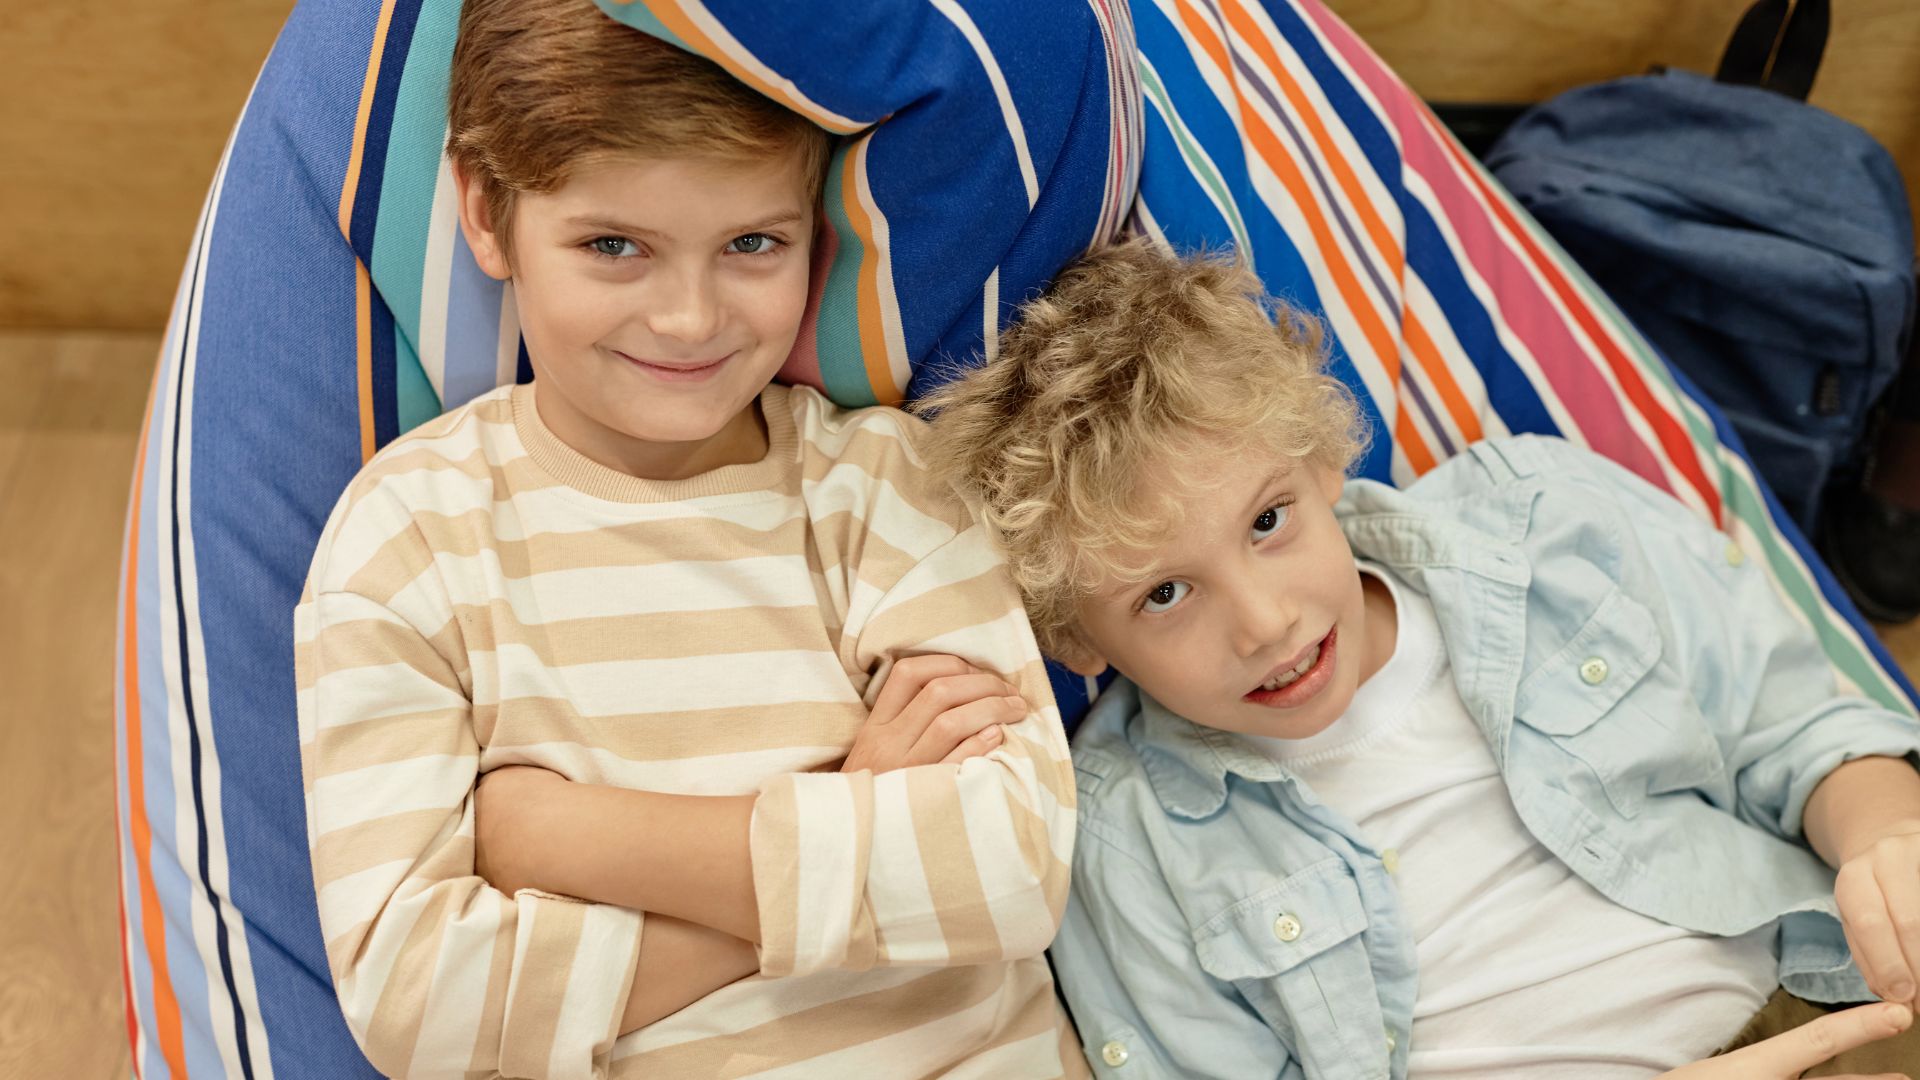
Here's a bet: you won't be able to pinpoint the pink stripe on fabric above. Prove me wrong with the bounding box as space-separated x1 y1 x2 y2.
1290 0 1680 497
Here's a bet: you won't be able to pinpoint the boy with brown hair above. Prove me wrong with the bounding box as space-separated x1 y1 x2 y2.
923 239 1920 1078
295 2 1082 1076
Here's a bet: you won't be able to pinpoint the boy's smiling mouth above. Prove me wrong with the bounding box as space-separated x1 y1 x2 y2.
1244 627 1337 708
613 349 734 382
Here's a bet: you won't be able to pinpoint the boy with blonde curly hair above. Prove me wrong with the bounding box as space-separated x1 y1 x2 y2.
295 2 1082 1076
923 239 1920 1078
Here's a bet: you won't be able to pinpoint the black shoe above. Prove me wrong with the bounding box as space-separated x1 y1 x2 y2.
1821 485 1920 624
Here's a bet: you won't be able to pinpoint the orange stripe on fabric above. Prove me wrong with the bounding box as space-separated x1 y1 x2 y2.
1405 313 1484 443
1218 0 1404 274
840 137 902 404
123 349 188 1080
340 0 397 465
1428 121 1722 522
628 1 863 134
1172 0 1431 469
1392 408 1436 476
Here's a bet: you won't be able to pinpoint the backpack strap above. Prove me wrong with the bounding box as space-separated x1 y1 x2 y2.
1716 0 1828 101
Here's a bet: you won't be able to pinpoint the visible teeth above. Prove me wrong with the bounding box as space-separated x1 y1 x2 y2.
1258 644 1321 692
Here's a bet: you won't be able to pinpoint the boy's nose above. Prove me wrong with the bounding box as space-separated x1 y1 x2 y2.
646 267 724 346
1230 588 1295 660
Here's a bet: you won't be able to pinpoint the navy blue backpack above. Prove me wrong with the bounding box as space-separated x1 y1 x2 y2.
1487 0 1916 531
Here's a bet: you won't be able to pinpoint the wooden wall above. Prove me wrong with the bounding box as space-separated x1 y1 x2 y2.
1323 0 1920 222
0 2 290 331
1 1 1916 331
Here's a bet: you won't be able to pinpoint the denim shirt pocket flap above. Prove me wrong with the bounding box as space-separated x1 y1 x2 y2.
1191 859 1368 983
1513 587 1662 737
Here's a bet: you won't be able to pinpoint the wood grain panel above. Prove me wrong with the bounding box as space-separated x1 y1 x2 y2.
1324 0 1920 223
0 333 152 1079
0 3 289 331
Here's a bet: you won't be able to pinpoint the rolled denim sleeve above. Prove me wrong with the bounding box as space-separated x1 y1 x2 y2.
1053 827 1294 1079
1560 444 1920 842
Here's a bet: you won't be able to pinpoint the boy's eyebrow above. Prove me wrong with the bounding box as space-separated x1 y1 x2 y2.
1240 468 1295 519
562 212 807 237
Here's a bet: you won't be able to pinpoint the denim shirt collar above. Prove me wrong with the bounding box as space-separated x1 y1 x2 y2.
1135 475 1539 821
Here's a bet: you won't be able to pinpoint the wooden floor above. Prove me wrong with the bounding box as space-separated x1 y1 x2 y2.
0 330 1916 1079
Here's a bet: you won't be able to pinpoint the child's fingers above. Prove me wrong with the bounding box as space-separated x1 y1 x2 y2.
1874 855 1920 1004
909 694 1026 763
940 724 1006 765
1723 1002 1911 1074
1840 861 1915 1002
894 673 1022 742
869 655 978 727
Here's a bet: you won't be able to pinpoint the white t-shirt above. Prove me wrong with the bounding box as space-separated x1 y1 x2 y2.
1248 565 1778 1077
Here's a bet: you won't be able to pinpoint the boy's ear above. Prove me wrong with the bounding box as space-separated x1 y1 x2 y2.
452 161 513 282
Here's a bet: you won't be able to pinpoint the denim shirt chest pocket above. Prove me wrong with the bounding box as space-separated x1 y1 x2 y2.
1191 858 1383 1076
1512 584 1726 818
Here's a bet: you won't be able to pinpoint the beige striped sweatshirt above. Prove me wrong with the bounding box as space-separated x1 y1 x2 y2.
294 382 1083 1079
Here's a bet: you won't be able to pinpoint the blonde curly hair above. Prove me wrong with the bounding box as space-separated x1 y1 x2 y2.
916 238 1367 660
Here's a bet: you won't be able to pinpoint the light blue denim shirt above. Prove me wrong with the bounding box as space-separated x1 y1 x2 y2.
1053 436 1920 1080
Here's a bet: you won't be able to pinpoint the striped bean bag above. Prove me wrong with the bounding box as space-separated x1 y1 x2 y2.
115 0 1918 1076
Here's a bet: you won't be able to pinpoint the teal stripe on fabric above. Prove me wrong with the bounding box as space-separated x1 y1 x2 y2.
1495 176 1916 714
372 0 460 426
395 338 442 434
1138 58 1252 258
812 149 876 406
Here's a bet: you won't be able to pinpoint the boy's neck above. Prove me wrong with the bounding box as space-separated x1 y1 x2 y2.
530 379 771 482
1355 568 1400 688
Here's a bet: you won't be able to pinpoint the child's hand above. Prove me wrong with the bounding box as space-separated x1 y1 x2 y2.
1836 824 1920 1007
1656 1001 1911 1079
473 764 569 896
839 654 1027 774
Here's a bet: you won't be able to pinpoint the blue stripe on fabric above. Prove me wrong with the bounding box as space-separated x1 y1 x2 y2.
187 1 391 1074
442 228 504 410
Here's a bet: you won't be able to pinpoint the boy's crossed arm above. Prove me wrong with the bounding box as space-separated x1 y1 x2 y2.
476 654 1031 1029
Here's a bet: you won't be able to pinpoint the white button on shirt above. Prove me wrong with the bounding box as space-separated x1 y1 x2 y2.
1273 913 1303 942
1580 657 1610 685
1100 1040 1129 1067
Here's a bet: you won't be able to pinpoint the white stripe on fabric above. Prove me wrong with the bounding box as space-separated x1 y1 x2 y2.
611 968 934 1057
959 759 1061 958
545 904 644 1080
1129 198 1173 250
489 743 840 797
864 772 949 965
930 0 1040 209
417 152 459 405
161 80 277 1080
790 774 862 973
982 267 999 363
407 892 500 1080
309 755 476 837
847 138 914 400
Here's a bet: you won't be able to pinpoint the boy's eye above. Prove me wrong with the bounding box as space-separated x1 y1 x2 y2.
1141 580 1190 614
1251 501 1292 541
590 237 639 259
727 233 780 255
